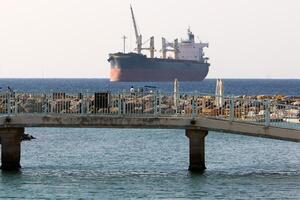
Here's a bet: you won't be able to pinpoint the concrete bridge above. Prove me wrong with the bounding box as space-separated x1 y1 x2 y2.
0 91 299 171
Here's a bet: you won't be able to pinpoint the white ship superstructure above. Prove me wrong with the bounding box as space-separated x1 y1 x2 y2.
161 28 209 63
177 29 209 62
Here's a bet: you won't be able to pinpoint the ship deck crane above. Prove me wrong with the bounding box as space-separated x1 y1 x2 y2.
130 5 155 58
130 5 142 54
162 38 179 59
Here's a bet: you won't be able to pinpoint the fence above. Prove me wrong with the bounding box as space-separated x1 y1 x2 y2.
0 91 299 130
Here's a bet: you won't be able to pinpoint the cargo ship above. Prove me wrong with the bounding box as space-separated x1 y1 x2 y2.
108 6 210 82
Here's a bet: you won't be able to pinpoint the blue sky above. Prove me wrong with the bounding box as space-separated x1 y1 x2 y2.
0 0 299 78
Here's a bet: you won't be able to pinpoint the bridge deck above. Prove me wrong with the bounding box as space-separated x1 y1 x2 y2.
1 114 299 142
0 91 299 142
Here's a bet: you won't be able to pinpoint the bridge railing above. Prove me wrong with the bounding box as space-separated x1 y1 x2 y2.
0 91 299 130
268 102 300 130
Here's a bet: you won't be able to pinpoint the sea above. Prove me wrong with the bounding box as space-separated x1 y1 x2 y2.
0 79 299 199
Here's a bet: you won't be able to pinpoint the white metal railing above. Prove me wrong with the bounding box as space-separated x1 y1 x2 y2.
0 91 299 130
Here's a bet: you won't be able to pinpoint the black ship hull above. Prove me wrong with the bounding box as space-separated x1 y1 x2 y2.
108 53 210 82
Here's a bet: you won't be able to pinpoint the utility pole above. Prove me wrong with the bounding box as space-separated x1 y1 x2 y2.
122 35 127 53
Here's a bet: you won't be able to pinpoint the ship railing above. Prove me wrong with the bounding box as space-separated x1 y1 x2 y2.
0 91 299 130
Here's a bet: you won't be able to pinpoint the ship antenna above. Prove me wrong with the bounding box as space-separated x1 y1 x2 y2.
130 5 142 54
197 36 201 43
122 35 127 53
188 26 191 34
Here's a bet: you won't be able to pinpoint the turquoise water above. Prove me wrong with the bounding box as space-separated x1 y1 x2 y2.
0 79 300 199
1 129 300 199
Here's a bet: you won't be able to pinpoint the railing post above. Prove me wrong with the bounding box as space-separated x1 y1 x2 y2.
86 99 90 114
43 94 48 114
78 93 82 115
123 99 126 115
154 92 157 116
80 97 84 115
118 94 121 115
158 91 161 115
229 96 234 122
174 92 179 115
265 100 270 127
79 99 82 114
192 98 196 118
47 92 55 114
6 93 11 115
14 95 18 114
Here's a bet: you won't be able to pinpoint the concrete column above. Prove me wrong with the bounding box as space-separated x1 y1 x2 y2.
186 129 208 172
0 128 24 170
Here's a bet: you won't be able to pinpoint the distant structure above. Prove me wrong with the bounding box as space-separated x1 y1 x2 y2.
108 5 210 82
174 78 179 109
215 79 224 107
122 35 127 53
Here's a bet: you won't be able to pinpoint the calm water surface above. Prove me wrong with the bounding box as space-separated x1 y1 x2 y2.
0 79 299 199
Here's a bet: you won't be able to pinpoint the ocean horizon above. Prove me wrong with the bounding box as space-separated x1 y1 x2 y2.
0 78 299 96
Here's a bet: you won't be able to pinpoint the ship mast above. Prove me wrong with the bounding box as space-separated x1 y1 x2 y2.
130 5 142 54
122 35 127 53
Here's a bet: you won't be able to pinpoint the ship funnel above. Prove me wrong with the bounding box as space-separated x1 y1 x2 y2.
187 28 195 43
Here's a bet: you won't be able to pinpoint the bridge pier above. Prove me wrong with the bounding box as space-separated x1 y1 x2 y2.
0 128 23 170
186 129 208 172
